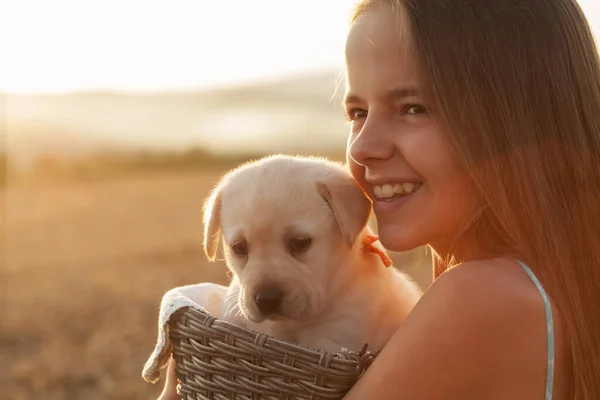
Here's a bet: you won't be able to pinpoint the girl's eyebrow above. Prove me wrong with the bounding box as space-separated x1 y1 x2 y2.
342 94 362 107
343 85 423 106
384 86 422 101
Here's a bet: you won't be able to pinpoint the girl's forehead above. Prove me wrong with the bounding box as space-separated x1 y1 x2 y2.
344 7 420 97
345 4 413 62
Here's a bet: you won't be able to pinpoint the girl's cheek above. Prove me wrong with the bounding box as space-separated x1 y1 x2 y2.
347 162 365 187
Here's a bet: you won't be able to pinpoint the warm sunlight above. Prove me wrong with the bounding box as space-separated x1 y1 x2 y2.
1 0 355 94
6 2 600 399
2 0 599 94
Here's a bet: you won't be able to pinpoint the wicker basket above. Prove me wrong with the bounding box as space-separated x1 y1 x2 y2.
168 306 382 400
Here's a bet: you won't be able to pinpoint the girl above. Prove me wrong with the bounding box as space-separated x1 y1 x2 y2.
342 0 600 398
159 0 600 398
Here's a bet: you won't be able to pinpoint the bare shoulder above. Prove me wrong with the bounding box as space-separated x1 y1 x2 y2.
344 258 554 400
432 257 544 307
420 258 550 334
414 258 551 366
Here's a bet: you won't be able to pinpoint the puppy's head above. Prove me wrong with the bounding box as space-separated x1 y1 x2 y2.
202 154 372 323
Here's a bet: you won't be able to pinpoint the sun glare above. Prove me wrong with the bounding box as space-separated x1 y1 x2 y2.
0 0 354 94
2 0 600 94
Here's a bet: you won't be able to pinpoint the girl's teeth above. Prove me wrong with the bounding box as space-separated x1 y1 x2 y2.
374 185 383 198
373 183 420 199
381 185 394 198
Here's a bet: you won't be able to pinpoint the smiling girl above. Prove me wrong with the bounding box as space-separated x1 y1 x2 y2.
343 0 600 399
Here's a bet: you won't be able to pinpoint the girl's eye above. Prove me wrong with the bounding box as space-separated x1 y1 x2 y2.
345 108 368 121
231 241 248 258
403 104 427 115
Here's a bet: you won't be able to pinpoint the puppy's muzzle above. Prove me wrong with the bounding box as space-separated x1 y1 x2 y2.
254 286 284 316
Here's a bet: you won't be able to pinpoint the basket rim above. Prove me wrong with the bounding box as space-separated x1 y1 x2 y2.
167 305 383 399
168 305 382 364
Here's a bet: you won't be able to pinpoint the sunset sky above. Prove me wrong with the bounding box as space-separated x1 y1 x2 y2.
3 0 600 94
1 0 354 93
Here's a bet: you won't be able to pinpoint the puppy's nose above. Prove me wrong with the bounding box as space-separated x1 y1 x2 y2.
254 287 284 315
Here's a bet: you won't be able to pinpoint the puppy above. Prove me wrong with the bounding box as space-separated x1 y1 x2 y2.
203 154 422 353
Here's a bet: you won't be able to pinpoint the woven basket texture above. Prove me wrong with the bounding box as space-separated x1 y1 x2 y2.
169 306 380 400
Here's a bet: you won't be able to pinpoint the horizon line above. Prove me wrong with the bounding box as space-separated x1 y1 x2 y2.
0 66 346 97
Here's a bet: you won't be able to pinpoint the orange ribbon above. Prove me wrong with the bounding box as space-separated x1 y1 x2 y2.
362 235 393 267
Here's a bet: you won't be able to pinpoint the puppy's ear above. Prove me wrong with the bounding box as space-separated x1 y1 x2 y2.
316 177 372 247
202 187 222 261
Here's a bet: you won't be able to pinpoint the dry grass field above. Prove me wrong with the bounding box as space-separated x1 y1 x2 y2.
2 165 432 400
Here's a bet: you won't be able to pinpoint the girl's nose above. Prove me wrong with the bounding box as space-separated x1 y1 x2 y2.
347 119 395 166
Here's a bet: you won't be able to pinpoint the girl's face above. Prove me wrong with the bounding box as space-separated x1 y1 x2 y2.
344 6 479 253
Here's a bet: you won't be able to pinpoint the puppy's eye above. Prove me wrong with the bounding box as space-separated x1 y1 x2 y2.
231 241 248 258
289 237 312 254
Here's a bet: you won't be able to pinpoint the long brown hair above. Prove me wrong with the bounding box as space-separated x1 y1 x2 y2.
351 0 600 398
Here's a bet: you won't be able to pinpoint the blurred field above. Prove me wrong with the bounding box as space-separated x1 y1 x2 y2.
2 162 432 400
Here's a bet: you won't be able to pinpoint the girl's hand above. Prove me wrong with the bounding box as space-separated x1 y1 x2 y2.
157 357 180 400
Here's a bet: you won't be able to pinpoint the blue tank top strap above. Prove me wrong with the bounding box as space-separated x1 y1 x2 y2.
516 260 555 400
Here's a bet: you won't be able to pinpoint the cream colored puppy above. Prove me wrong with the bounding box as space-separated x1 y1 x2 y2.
203 154 422 353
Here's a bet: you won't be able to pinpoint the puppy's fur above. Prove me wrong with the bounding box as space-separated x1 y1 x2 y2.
203 154 422 352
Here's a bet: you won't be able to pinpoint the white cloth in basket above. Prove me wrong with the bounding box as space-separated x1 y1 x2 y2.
142 282 229 384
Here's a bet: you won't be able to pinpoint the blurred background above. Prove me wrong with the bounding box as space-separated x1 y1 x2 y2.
2 0 600 399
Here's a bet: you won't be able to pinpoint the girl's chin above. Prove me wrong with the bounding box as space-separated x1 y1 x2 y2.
375 227 426 254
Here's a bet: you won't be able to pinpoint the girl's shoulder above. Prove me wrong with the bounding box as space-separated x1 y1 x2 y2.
424 257 566 397
344 257 561 399
405 257 554 396
428 257 555 350
426 257 549 324
434 257 544 302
